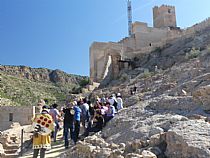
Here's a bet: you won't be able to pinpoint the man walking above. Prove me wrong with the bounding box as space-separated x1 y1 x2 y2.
63 103 75 148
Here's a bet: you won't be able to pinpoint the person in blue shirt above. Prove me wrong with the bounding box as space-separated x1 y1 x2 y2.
73 101 81 144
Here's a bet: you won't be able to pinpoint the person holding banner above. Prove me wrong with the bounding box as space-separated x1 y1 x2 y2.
32 105 54 158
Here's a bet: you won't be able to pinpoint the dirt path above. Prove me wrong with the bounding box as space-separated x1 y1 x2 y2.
19 131 68 158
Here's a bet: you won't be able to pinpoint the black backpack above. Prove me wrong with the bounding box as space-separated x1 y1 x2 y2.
113 99 118 109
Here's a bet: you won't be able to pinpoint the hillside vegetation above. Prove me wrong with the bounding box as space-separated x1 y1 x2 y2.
0 66 89 106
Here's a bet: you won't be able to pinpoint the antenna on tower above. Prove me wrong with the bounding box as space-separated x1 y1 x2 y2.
127 0 132 37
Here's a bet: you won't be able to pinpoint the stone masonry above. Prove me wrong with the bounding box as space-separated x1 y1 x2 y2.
0 106 35 131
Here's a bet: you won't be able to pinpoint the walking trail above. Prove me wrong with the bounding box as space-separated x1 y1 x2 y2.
19 131 67 158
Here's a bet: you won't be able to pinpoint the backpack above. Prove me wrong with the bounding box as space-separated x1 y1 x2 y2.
113 99 118 110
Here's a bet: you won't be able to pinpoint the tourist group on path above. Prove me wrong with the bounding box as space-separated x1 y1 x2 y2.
32 93 123 158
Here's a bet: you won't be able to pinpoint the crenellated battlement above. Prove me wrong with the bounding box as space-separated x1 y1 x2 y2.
154 5 175 9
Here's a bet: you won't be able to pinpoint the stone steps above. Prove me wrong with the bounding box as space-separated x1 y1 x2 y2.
4 144 20 150
4 153 19 158
4 149 18 154
4 148 20 158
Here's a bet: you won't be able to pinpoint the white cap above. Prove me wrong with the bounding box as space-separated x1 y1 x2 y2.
73 101 77 106
117 93 121 97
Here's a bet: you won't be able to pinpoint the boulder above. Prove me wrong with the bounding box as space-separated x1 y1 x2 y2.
193 85 210 111
148 127 164 137
165 120 210 158
0 143 5 156
109 143 119 150
149 134 162 147
147 95 198 112
109 149 124 158
142 150 157 158
125 153 143 158
94 148 112 158
148 147 162 157
76 142 96 154
84 135 109 148
124 95 141 107
131 139 143 151
102 104 188 144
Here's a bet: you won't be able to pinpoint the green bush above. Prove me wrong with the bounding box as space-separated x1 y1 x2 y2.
143 71 154 78
79 78 89 87
120 73 129 82
154 47 162 53
71 86 82 94
185 47 200 59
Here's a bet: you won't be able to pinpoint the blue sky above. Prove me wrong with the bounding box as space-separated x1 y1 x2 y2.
0 0 210 76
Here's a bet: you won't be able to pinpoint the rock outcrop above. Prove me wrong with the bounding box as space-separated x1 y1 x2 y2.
165 120 210 158
0 125 32 158
63 135 157 158
0 65 87 84
80 26 210 158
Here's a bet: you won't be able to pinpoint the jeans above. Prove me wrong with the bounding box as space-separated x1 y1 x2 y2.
84 121 92 137
81 116 90 136
73 120 80 143
64 123 74 147
33 148 46 158
52 121 59 142
105 115 114 125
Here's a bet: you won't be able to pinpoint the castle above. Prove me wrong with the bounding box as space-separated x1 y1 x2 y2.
89 5 210 83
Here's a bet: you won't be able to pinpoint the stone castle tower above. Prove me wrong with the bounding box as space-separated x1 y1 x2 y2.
153 5 177 28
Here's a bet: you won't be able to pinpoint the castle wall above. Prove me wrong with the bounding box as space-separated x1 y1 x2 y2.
135 29 168 49
183 18 210 36
96 56 107 81
120 21 180 53
0 106 35 131
90 22 183 83
90 42 122 83
153 5 177 28
90 42 108 82
89 4 210 84
133 22 169 48
119 36 136 53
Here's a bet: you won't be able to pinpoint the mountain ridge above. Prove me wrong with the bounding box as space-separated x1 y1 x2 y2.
0 65 89 106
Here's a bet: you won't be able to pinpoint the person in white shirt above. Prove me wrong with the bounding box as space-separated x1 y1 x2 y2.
116 93 123 111
108 94 118 111
49 103 61 142
80 98 90 136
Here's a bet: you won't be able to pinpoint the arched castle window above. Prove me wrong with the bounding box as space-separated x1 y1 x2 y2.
168 9 171 14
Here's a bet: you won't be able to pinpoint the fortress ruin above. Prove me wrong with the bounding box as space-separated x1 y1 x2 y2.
90 5 210 83
0 106 35 131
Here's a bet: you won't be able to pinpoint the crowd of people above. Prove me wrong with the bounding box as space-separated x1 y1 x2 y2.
32 93 124 158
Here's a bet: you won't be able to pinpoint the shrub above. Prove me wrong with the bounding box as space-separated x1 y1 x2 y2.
79 78 90 87
143 71 154 78
154 47 162 53
185 47 200 59
71 86 82 94
120 74 129 82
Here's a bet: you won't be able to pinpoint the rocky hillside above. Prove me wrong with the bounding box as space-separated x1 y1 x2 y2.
0 65 89 106
63 27 210 157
